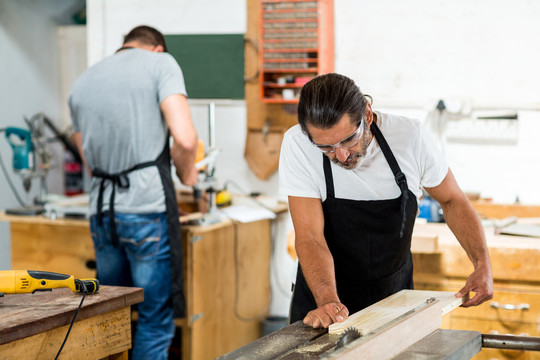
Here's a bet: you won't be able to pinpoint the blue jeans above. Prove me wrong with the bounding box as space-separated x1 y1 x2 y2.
90 212 175 360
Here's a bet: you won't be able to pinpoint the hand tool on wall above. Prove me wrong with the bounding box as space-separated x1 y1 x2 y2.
0 270 99 297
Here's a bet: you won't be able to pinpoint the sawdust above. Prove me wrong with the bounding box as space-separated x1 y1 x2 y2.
296 342 330 354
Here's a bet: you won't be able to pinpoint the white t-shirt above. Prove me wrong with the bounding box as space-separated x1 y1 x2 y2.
279 111 448 202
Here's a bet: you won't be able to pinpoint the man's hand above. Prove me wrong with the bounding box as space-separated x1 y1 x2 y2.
456 263 494 307
303 302 349 329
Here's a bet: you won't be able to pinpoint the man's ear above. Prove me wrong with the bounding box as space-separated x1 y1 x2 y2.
365 102 374 125
153 44 165 53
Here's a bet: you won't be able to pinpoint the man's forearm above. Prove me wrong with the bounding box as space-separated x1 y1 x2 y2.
297 238 340 306
441 195 491 268
171 141 197 184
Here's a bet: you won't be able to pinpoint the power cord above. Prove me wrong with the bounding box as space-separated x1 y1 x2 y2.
54 282 88 360
210 205 270 322
223 179 292 296
217 180 293 316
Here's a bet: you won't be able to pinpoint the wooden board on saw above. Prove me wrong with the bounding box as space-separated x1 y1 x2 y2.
327 298 443 360
329 289 464 335
219 290 468 360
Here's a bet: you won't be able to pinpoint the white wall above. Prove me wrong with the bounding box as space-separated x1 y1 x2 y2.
336 0 540 204
0 0 83 269
336 0 540 108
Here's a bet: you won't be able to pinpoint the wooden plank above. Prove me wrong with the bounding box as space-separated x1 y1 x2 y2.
0 306 131 359
0 212 89 226
326 299 442 360
218 321 326 360
413 222 540 282
328 290 464 335
471 201 540 219
0 286 143 345
410 232 439 253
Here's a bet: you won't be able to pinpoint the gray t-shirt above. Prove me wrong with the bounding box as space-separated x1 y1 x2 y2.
69 49 187 214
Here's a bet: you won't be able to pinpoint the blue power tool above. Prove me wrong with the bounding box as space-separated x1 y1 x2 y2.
5 127 33 171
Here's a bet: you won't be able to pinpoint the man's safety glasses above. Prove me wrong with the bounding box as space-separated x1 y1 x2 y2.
312 120 364 154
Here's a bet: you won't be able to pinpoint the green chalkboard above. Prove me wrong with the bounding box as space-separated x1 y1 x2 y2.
164 34 244 99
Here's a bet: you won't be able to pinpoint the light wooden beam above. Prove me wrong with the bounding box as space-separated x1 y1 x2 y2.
329 290 465 335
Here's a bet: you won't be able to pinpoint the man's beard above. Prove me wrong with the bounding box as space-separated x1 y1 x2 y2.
331 125 371 170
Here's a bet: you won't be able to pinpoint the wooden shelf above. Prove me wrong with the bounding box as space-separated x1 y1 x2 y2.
259 0 334 104
263 98 300 104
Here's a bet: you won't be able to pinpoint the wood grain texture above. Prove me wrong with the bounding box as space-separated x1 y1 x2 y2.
413 222 540 282
244 127 286 180
412 220 540 360
1 213 96 279
471 201 540 219
328 290 463 335
328 299 442 360
182 218 272 360
0 307 131 359
0 285 143 345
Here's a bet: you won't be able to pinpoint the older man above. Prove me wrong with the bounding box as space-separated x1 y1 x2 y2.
279 73 493 329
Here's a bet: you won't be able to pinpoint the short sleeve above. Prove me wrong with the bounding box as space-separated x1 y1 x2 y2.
278 129 322 199
417 125 448 188
68 94 80 133
156 53 188 103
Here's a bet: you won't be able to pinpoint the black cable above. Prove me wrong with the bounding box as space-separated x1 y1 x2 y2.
199 179 290 319
221 179 293 303
54 284 88 360
0 129 27 206
218 209 271 322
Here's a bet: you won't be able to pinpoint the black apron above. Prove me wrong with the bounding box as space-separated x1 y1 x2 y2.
290 122 418 322
92 133 186 318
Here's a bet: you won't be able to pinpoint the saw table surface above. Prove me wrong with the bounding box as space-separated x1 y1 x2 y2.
219 290 481 359
0 285 143 359
218 321 481 360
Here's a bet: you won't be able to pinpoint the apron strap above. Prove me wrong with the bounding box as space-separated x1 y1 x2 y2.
92 133 170 247
323 154 335 200
370 122 409 238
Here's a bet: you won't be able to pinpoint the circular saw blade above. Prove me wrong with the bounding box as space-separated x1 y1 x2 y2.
335 327 362 350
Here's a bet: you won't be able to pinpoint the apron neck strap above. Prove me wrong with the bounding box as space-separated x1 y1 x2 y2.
323 154 335 199
371 122 409 237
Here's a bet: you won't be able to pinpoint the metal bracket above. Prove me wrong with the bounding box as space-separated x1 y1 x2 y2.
191 235 203 243
191 313 204 322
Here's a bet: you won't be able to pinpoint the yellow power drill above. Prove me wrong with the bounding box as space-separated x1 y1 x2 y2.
0 270 99 297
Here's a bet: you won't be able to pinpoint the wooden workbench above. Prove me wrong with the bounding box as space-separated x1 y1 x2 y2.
0 285 143 359
0 202 288 360
412 220 540 360
0 213 94 278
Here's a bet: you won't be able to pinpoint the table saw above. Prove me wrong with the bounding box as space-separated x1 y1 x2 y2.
219 290 540 359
